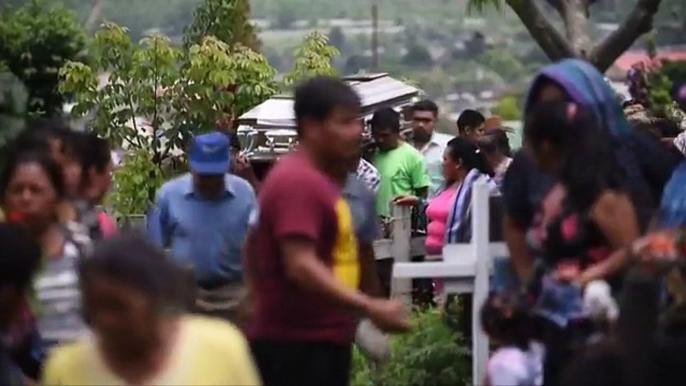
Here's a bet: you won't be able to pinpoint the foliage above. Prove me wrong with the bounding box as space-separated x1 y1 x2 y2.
492 95 522 121
283 32 340 87
481 49 527 84
107 149 166 218
402 45 433 67
352 308 471 386
183 0 259 51
646 64 686 126
661 60 686 98
0 72 28 170
0 0 87 116
59 23 277 167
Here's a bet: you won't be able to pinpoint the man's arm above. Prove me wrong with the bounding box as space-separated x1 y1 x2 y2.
243 206 259 298
410 155 430 199
282 238 375 313
147 188 171 249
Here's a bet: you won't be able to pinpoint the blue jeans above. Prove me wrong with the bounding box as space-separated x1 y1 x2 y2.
491 257 521 293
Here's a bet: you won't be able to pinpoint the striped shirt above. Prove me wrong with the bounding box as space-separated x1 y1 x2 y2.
34 222 92 347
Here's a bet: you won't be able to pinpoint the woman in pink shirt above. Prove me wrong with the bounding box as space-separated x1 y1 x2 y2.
396 137 497 301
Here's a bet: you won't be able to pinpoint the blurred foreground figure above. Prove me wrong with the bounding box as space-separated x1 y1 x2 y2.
1 152 92 349
0 224 42 385
247 77 409 386
43 234 261 385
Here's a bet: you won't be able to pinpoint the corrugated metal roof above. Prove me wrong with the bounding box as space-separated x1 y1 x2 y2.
238 75 420 127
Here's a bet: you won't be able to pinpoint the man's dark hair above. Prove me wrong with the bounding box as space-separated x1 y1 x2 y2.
370 107 400 133
456 109 485 134
11 118 73 157
293 76 361 137
0 223 41 291
412 99 439 117
67 132 111 188
478 130 512 157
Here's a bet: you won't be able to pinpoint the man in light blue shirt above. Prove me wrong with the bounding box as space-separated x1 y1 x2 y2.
148 132 256 322
411 100 452 198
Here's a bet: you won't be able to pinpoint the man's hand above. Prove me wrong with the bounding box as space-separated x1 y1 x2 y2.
364 298 411 333
632 232 679 275
393 195 420 207
234 154 253 176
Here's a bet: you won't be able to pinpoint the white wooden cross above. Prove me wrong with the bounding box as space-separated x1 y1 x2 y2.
382 180 507 384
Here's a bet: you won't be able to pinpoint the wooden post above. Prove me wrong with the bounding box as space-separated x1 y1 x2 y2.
471 180 491 383
390 204 412 306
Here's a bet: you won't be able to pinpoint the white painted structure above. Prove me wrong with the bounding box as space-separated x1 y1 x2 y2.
375 180 504 384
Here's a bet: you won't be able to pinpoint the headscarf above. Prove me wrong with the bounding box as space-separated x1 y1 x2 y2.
524 59 660 228
525 58 632 137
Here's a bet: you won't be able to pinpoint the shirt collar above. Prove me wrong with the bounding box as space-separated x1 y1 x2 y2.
419 133 446 154
183 174 235 198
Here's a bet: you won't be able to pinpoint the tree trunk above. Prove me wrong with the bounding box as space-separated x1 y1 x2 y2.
560 0 592 58
502 0 665 72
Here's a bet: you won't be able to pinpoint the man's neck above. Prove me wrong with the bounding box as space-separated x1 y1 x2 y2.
414 132 433 150
300 146 347 186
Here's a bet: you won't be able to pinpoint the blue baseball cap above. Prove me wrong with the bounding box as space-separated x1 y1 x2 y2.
188 132 231 175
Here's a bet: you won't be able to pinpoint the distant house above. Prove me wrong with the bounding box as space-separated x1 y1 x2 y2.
607 45 686 80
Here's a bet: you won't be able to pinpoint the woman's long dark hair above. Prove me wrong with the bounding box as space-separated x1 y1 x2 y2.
524 101 626 212
446 137 494 178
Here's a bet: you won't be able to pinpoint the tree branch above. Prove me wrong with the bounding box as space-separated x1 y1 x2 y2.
84 0 102 33
560 0 593 57
589 0 664 72
505 0 575 61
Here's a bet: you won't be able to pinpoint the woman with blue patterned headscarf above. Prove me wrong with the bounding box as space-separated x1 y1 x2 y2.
503 59 679 285
500 59 679 386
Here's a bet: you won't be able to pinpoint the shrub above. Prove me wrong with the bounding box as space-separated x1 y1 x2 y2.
352 308 471 386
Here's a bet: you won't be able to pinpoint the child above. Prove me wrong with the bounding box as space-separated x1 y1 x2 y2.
481 292 544 386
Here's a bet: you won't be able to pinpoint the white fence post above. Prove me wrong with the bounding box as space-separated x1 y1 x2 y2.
390 204 413 307
390 180 500 384
471 180 491 384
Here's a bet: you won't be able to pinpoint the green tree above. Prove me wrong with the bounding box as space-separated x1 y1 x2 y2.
283 32 340 87
59 22 277 172
492 95 522 121
480 48 526 83
0 72 28 163
183 0 259 51
468 0 666 71
0 0 87 116
402 44 433 68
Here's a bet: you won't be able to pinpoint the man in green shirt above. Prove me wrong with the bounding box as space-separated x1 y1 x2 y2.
370 107 430 217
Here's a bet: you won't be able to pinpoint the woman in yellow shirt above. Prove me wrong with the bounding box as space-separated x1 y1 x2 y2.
42 234 261 386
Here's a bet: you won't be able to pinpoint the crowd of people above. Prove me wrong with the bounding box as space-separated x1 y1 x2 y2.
0 56 686 386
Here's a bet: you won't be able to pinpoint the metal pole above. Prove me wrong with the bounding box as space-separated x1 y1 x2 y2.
371 0 379 69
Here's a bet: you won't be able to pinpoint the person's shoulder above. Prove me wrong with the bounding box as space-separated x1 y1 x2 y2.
158 173 192 197
400 142 426 161
432 132 453 147
345 174 374 200
44 341 91 378
225 174 256 199
183 316 250 354
263 153 331 192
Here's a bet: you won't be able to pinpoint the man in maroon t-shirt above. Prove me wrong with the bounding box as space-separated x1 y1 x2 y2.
248 77 409 386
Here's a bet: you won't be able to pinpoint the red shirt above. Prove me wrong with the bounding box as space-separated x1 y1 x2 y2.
247 152 360 345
